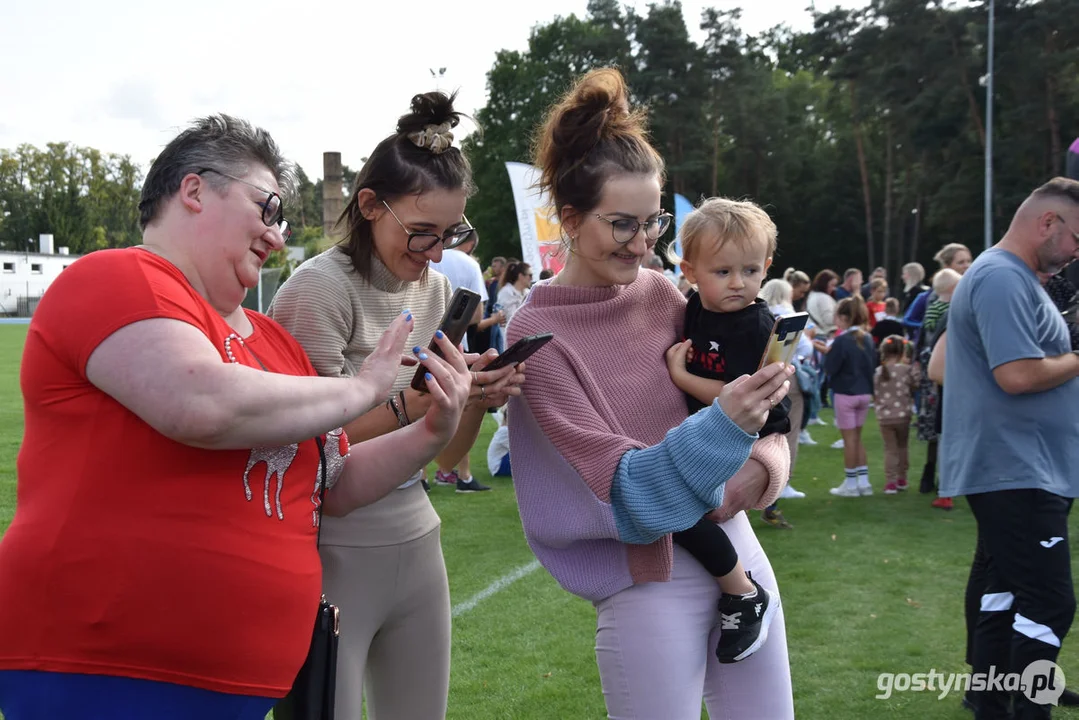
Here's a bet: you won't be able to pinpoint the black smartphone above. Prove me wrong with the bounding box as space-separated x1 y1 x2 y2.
411 287 483 392
484 333 554 372
757 312 810 371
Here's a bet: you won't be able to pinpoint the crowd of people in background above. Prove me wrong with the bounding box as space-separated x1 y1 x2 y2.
442 196 988 530
605 235 983 528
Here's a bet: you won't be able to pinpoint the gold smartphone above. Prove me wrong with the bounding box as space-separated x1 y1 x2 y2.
758 312 810 370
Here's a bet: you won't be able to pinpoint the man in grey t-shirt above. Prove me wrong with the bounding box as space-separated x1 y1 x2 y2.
941 177 1079 720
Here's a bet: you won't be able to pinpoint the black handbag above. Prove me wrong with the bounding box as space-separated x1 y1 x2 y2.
273 437 339 720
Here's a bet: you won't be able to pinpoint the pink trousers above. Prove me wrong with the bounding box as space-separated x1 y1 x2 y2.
833 393 872 430
593 511 794 719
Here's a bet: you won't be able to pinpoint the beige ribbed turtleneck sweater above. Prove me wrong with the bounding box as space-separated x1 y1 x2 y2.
269 247 451 546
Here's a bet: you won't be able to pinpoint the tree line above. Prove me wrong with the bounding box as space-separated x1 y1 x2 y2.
2 0 1076 285
0 144 142 254
465 0 1079 279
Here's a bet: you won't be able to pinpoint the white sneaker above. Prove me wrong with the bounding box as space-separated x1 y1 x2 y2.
780 485 806 499
809 417 827 426
858 484 873 496
798 430 817 446
829 483 861 497
831 438 845 449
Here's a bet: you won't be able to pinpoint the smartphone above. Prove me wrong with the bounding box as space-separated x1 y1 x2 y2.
484 333 554 372
411 287 483 392
758 312 810 370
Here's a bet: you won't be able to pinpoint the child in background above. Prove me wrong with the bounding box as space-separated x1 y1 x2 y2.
866 278 889 328
915 268 961 499
919 269 959 349
486 407 511 478
664 197 787 663
872 297 905 346
825 295 878 497
874 336 920 494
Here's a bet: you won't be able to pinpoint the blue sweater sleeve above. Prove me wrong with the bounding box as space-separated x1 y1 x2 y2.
903 291 929 329
609 400 756 545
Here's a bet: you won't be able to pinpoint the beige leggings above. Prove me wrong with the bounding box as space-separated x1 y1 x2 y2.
319 527 450 720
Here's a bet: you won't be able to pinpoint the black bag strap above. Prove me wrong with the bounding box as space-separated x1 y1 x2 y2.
314 436 327 548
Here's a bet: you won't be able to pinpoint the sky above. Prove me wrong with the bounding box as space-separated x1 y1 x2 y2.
0 0 867 182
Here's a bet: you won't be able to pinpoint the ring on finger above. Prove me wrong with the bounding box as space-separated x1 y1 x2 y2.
471 370 478 384
480 385 487 401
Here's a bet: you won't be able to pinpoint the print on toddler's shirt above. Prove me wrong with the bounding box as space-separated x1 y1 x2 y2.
692 339 727 375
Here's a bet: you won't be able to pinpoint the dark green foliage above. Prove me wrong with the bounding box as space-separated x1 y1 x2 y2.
465 0 1079 283
0 144 142 253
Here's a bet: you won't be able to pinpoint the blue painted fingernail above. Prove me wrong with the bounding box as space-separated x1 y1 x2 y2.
406 314 413 322
412 346 422 354
419 353 429 360
401 308 411 315
435 330 445 339
425 372 433 381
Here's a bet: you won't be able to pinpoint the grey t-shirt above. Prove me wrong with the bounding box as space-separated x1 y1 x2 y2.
940 248 1079 498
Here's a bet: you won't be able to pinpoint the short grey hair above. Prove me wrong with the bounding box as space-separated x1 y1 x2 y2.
138 114 296 230
759 278 793 308
1031 177 1079 206
902 262 925 285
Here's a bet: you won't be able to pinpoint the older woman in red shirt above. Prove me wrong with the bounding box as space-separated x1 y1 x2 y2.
0 115 483 720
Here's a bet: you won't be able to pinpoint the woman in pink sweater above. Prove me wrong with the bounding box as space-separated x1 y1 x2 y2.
507 68 796 719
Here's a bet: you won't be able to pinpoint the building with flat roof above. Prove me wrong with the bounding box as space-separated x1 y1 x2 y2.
0 234 78 316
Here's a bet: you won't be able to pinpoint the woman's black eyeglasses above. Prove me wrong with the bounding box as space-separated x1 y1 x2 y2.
595 212 673 246
197 168 291 241
382 201 475 253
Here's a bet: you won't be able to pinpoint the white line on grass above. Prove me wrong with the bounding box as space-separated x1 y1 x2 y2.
452 559 542 618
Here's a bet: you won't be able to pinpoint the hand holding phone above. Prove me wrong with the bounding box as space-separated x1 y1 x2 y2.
411 288 483 392
758 313 809 371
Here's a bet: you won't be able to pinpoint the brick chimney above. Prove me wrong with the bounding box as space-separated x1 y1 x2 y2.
322 152 344 239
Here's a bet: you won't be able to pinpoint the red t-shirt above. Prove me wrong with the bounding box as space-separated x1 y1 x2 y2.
0 248 348 697
866 300 887 328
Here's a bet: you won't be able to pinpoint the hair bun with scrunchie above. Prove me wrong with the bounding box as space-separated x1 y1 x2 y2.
397 91 464 155
408 122 454 154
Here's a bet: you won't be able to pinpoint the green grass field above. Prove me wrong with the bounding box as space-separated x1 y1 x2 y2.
1 321 1078 719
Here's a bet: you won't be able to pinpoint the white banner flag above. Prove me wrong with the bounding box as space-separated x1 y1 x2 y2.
505 161 565 274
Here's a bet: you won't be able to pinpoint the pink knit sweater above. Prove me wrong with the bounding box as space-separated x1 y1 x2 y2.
507 270 789 600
